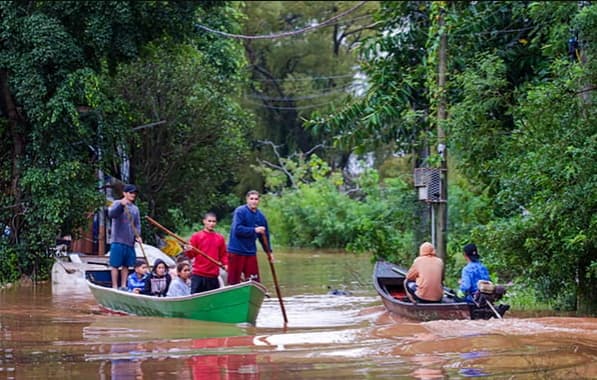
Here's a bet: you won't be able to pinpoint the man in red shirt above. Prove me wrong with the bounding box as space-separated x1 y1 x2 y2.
185 212 228 293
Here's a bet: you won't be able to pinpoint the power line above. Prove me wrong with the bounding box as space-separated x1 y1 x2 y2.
195 1 367 40
245 86 355 102
249 73 357 82
243 97 343 111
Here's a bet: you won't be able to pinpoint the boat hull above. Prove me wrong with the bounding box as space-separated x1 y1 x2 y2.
87 271 267 324
374 261 471 321
52 244 176 292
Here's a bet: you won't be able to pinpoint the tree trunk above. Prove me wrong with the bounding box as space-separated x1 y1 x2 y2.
0 69 26 242
577 251 597 315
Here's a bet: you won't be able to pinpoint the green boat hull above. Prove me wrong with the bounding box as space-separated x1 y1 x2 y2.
87 278 267 324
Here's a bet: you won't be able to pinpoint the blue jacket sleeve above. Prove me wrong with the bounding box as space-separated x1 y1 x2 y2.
460 266 473 295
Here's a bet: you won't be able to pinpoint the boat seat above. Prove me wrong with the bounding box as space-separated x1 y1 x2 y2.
87 272 111 287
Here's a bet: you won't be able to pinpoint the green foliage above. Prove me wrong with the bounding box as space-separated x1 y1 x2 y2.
259 155 416 262
488 59 594 308
196 2 248 87
306 1 596 313
309 1 430 154
241 0 380 175
0 1 208 284
0 243 21 285
448 53 512 188
503 282 550 311
109 41 253 228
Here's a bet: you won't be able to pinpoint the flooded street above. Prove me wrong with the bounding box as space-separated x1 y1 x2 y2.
1 250 596 379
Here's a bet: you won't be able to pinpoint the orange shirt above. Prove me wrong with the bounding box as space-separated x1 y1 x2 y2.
406 254 444 302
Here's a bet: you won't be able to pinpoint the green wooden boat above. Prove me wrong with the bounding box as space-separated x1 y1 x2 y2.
86 270 267 324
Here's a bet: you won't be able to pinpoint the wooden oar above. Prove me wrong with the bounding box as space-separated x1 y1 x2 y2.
124 205 149 265
145 215 226 271
261 234 288 324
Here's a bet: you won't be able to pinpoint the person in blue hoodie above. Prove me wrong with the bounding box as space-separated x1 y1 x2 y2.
143 259 172 296
457 243 491 302
126 260 149 293
227 190 272 285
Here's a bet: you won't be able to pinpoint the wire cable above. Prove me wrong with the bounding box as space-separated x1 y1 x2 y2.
249 73 357 82
243 97 346 111
195 1 367 40
245 86 355 102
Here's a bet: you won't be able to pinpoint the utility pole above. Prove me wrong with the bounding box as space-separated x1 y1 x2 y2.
434 6 448 263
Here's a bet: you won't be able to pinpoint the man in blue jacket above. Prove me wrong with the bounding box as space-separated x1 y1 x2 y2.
457 243 491 302
227 190 271 285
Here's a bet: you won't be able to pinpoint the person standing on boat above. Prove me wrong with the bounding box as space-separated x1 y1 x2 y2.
166 261 192 296
457 243 490 302
227 190 271 285
405 242 444 303
184 212 228 293
108 184 142 289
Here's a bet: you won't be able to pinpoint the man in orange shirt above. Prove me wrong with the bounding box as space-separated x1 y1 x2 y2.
185 212 228 293
405 242 444 303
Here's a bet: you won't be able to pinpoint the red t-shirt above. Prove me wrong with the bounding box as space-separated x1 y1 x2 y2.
186 230 228 277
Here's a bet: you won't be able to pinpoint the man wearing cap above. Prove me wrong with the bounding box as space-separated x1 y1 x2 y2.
457 243 491 302
108 184 142 289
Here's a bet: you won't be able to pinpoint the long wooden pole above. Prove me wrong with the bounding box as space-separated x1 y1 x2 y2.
261 234 288 324
435 4 448 269
124 206 149 265
145 215 226 271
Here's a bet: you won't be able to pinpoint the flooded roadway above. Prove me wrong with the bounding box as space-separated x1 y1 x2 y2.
1 250 595 379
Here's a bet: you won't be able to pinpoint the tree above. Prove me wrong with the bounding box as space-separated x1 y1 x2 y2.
241 1 380 173
110 41 253 227
0 1 210 282
310 1 596 312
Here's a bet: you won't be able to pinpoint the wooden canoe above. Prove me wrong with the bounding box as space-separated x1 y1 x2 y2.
373 261 472 321
86 270 267 325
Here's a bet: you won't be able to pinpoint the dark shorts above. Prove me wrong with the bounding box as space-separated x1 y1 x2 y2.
190 275 220 294
109 243 136 268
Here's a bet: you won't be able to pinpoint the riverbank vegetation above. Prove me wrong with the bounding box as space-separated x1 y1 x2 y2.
1 2 594 315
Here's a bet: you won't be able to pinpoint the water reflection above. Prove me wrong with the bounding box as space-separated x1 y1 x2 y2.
188 336 258 380
1 250 596 379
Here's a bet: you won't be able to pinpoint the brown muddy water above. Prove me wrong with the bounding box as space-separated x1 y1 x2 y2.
1 250 595 379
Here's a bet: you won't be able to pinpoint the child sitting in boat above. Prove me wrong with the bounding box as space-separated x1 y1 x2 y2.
126 260 149 293
166 261 192 297
143 259 172 297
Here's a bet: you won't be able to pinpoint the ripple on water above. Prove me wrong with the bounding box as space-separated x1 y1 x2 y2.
256 294 379 329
